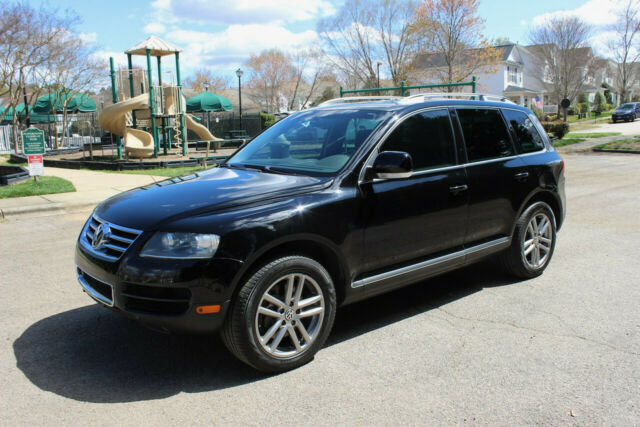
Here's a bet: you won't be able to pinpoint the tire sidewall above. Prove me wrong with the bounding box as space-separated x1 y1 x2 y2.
517 202 557 276
241 257 336 371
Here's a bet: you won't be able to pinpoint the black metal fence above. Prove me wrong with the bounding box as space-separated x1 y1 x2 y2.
190 114 263 139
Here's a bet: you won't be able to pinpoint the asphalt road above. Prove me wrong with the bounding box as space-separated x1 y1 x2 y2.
1 153 638 425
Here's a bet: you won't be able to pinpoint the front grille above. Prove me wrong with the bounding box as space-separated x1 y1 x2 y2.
121 283 191 315
77 268 114 306
80 215 142 262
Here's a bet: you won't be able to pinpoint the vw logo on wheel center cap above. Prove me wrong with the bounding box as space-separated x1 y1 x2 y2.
92 223 111 250
284 308 295 321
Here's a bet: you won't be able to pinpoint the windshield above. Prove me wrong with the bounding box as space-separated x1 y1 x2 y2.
227 109 390 175
620 103 635 109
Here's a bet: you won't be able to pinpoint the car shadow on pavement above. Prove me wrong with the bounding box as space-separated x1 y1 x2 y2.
13 261 521 403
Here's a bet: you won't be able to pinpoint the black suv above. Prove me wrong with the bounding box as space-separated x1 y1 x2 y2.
612 102 640 122
76 95 566 372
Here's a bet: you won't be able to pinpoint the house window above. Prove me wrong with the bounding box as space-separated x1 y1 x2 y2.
543 65 554 83
507 66 521 85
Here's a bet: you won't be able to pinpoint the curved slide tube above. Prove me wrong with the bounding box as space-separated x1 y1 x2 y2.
99 90 221 158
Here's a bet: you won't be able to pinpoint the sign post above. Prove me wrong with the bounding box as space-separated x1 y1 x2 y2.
22 128 45 181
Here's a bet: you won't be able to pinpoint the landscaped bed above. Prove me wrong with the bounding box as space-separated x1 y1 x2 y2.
593 136 640 152
0 176 76 199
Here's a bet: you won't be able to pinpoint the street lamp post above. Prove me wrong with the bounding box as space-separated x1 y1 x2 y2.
376 62 382 95
203 82 210 131
236 68 243 131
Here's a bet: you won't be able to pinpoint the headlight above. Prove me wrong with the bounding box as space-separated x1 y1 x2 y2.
140 232 220 259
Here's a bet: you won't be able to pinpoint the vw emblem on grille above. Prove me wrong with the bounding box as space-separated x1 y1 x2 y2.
92 223 111 250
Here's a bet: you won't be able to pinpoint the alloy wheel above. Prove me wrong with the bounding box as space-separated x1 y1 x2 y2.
522 212 553 269
254 273 325 359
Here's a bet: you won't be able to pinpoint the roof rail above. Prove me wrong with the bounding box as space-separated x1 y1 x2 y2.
400 92 516 104
318 96 401 106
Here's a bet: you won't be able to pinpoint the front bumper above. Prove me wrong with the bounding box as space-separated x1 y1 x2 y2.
612 113 634 120
75 243 241 334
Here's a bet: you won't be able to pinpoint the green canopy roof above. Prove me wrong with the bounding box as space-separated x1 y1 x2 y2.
1 104 52 124
33 90 97 114
186 92 233 113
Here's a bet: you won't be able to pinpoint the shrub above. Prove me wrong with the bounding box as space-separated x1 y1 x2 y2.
542 122 570 139
260 112 276 129
578 93 589 103
594 91 606 111
576 102 589 114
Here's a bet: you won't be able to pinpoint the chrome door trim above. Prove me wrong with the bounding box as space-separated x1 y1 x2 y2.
351 236 510 288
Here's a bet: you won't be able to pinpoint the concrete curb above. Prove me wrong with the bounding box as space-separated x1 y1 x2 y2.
592 148 640 154
0 199 100 219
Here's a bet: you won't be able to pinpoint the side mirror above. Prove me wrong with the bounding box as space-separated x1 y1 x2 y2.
369 151 413 180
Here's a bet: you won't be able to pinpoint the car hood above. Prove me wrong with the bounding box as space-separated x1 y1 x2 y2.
95 167 332 230
614 109 633 113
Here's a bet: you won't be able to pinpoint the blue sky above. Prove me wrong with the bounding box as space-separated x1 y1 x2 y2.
27 0 620 81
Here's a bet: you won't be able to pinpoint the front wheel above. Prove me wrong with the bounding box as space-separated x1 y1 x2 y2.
221 256 336 373
500 202 557 278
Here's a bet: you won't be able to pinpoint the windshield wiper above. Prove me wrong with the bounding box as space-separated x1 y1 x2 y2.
239 164 297 175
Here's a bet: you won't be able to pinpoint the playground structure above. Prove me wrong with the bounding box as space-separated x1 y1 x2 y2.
100 36 220 158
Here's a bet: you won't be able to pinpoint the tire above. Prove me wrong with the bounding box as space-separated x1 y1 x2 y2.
612 119 616 123
500 202 557 279
221 256 337 373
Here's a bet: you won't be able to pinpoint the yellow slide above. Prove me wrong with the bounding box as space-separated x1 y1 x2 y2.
99 88 221 158
99 94 154 158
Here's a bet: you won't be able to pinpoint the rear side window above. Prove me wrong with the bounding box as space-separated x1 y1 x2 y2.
502 109 545 153
456 108 514 162
380 109 456 171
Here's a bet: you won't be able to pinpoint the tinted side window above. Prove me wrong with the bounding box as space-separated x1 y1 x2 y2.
456 108 514 161
380 109 456 171
502 109 546 153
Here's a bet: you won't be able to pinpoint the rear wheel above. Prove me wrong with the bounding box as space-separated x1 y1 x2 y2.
500 202 557 278
221 256 336 373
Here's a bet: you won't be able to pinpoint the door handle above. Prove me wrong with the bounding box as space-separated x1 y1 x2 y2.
449 184 468 194
514 172 529 181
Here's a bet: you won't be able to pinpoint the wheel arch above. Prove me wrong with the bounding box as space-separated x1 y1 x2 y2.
514 189 563 235
229 234 350 306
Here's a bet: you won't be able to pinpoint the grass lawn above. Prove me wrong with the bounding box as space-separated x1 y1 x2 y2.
593 136 640 151
565 112 612 123
553 132 622 147
94 165 211 178
0 176 76 199
0 155 26 167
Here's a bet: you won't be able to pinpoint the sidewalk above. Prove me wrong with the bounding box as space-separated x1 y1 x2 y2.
557 119 640 153
0 168 161 218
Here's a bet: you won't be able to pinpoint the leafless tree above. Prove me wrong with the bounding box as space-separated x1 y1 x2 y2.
286 48 329 110
245 49 295 113
184 70 231 93
0 2 79 150
529 15 594 117
317 0 417 90
38 34 106 148
608 0 640 103
410 0 502 89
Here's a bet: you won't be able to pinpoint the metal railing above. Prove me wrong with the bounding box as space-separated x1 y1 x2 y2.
340 77 477 97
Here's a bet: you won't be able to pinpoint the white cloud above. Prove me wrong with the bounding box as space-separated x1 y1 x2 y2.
165 24 320 69
79 32 98 44
91 50 147 68
151 0 335 25
531 0 622 27
143 22 166 34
